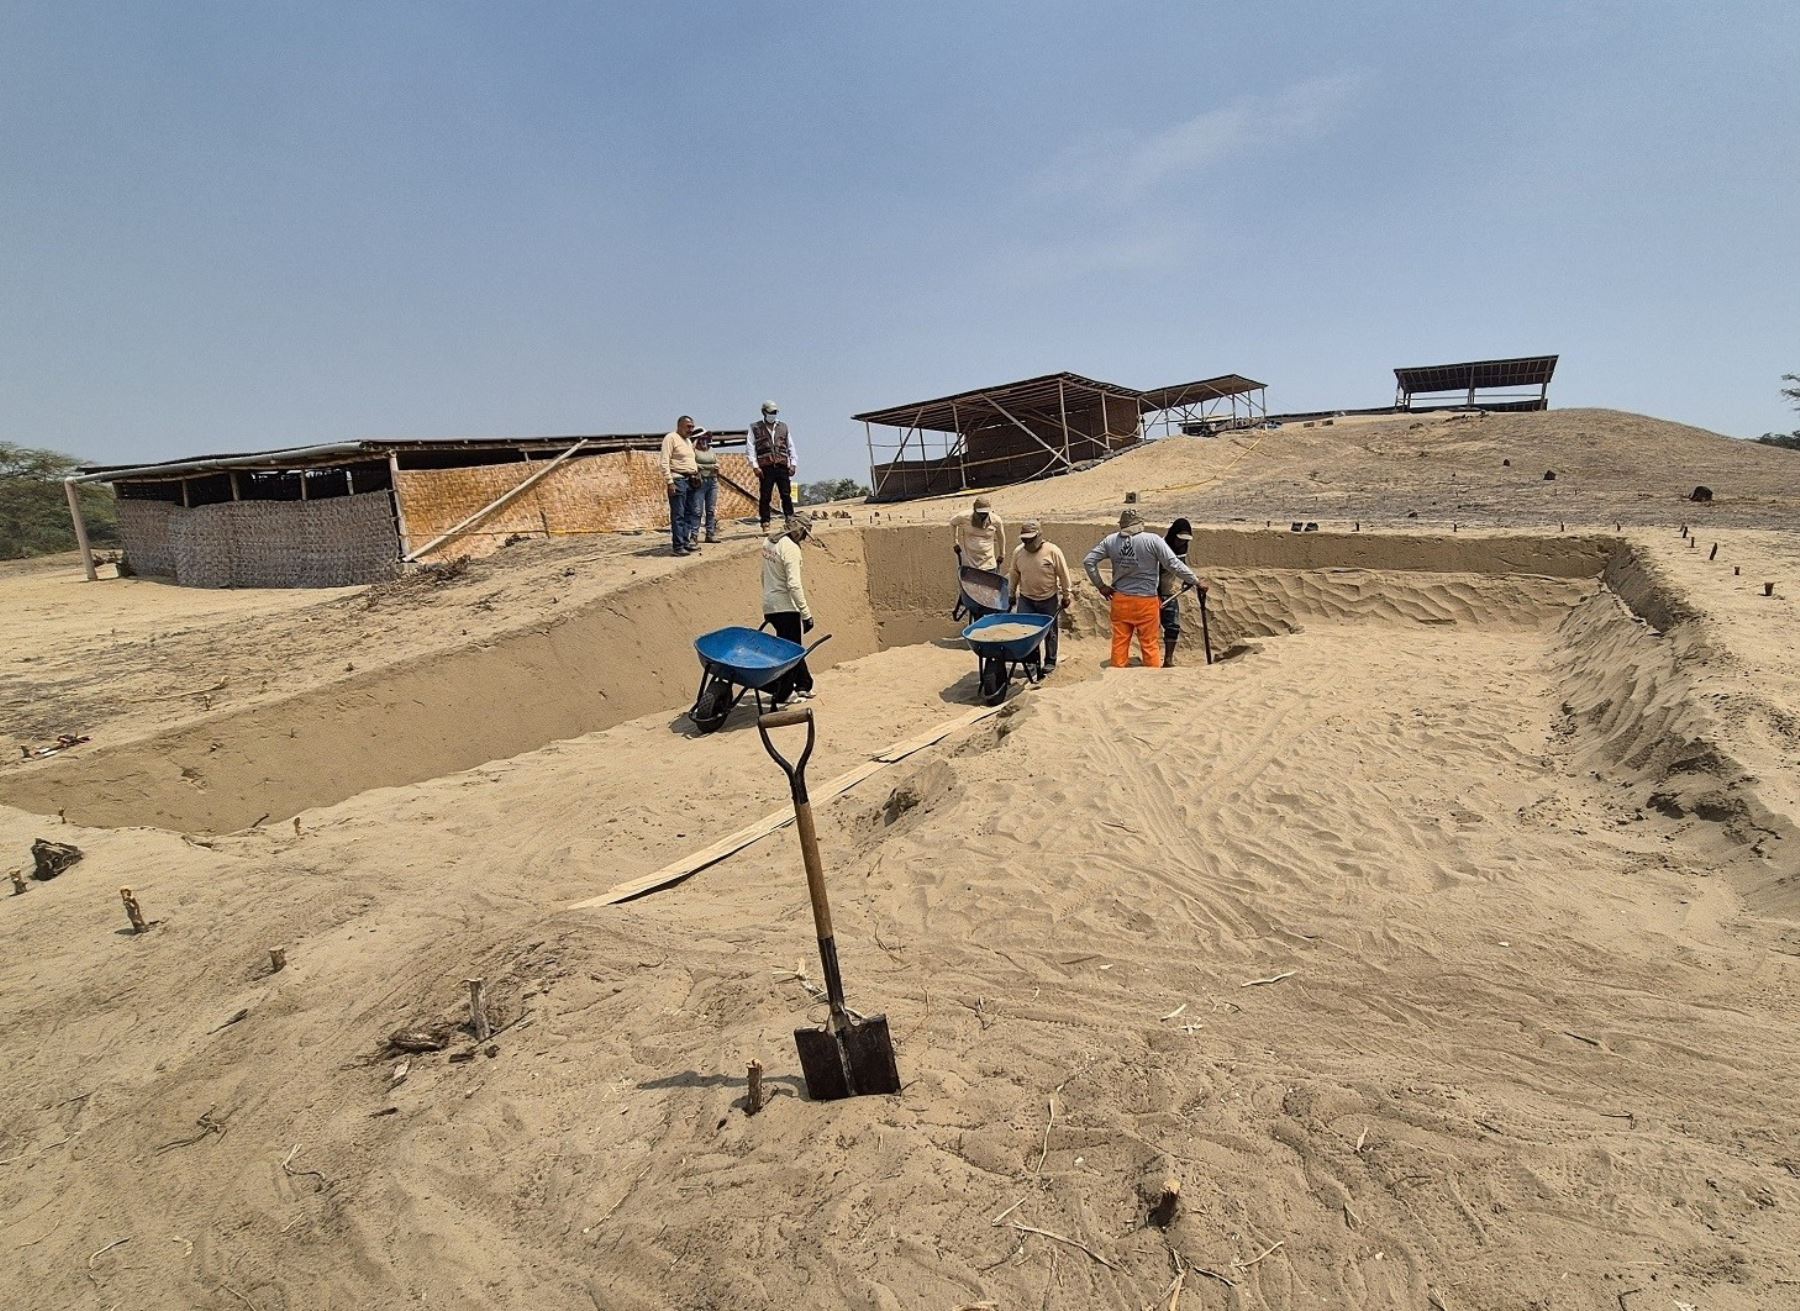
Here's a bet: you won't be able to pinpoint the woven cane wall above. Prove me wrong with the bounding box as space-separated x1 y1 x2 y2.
154 492 401 588
116 500 178 577
395 451 760 561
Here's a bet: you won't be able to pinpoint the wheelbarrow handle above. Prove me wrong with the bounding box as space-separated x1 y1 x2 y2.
802 632 833 659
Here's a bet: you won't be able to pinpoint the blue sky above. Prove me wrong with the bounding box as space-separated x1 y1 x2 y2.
3 1 1796 478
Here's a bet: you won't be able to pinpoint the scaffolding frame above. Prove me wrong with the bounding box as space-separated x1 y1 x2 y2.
857 370 1264 502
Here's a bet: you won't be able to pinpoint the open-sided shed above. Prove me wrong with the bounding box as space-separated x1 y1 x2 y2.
1394 355 1557 412
855 371 1265 501
66 431 754 587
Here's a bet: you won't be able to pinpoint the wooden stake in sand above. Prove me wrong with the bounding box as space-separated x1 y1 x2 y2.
8 868 24 896
120 887 147 934
465 978 491 1041
1709 543 1718 560
1765 582 1776 597
268 947 287 973
746 1060 765 1115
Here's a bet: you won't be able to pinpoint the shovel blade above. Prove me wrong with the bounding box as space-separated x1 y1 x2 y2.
793 1014 901 1101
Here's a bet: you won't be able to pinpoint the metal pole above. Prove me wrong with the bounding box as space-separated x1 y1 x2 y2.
63 479 97 581
1056 379 1072 471
180 478 190 508
951 400 966 490
864 420 878 498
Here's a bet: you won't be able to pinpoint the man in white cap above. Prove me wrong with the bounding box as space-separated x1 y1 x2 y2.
1083 509 1201 668
760 515 816 705
752 401 797 531
1008 519 1072 674
949 496 1005 572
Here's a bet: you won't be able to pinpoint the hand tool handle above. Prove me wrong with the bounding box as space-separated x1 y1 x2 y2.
1199 589 1214 665
758 708 849 1021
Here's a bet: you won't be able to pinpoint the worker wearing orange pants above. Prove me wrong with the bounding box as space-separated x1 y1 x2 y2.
1109 593 1164 667
1084 508 1203 668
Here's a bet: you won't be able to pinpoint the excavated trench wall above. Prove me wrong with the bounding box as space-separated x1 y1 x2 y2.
6 527 1626 834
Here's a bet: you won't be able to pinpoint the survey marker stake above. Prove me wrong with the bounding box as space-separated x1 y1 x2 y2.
757 706 901 1102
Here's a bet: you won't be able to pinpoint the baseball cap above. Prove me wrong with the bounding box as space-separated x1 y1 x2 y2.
1020 519 1043 539
1119 508 1145 530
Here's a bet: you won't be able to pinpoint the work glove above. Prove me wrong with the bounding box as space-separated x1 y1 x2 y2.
802 616 815 634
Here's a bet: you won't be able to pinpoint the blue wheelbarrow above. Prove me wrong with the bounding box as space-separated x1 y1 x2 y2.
961 611 1056 706
689 625 832 733
953 565 1011 624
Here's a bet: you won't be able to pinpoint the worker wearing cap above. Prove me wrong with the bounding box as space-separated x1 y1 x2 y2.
660 415 706 555
691 428 722 543
1158 517 1195 666
1084 509 1201 668
950 496 1006 572
1008 520 1072 675
760 516 816 705
752 401 797 531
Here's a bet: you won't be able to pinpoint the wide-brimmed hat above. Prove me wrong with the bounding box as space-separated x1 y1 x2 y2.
783 515 810 537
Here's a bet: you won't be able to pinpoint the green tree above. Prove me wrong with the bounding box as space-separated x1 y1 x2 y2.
0 442 119 559
1757 372 1800 449
796 478 870 506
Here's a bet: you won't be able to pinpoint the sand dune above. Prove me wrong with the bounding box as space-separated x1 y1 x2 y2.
3 409 1799 1309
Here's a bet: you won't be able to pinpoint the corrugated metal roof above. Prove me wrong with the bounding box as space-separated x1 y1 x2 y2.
1393 355 1558 394
853 371 1263 433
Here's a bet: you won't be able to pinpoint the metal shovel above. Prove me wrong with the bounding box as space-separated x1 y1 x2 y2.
757 706 902 1101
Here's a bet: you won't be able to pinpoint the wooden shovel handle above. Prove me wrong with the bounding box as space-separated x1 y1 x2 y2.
759 706 813 729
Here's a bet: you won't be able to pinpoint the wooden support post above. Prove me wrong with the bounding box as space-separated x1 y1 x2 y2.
746 1059 765 1115
180 479 191 508
229 471 241 501
389 453 413 559
406 439 589 562
466 978 491 1040
1765 582 1776 597
269 946 287 973
120 887 147 934
63 480 97 581
1709 543 1717 560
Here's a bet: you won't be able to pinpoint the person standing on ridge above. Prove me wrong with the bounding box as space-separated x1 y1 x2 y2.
1084 509 1201 668
752 401 797 531
1008 519 1072 675
760 516 816 706
950 496 1005 572
691 427 721 543
660 415 706 555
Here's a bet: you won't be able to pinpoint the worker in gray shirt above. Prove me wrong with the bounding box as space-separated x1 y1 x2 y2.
1083 509 1201 668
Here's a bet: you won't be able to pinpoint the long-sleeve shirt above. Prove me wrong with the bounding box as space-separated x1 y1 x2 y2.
950 511 1006 571
1084 531 1198 597
660 430 698 481
761 534 811 620
1009 542 1072 603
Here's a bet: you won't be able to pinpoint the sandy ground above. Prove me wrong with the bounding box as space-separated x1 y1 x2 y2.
2 407 1799 1309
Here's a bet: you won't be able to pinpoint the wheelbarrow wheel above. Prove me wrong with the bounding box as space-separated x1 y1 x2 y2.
691 676 733 733
978 656 1011 706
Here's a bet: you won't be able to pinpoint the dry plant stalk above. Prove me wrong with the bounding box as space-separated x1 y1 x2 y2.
120 887 147 933
746 1060 765 1115
465 978 491 1041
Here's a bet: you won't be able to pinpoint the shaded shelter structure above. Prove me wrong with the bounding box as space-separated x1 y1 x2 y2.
66 431 753 588
857 371 1265 502
1394 355 1557 412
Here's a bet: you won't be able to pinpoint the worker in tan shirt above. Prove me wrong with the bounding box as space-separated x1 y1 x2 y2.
660 416 705 555
1008 519 1072 674
760 516 815 706
950 496 1005 572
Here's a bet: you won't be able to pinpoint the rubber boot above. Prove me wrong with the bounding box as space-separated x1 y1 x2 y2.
1163 637 1178 667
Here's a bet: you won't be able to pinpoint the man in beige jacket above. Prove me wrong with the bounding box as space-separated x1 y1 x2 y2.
760 516 815 705
950 496 1005 572
660 416 705 555
1008 519 1072 674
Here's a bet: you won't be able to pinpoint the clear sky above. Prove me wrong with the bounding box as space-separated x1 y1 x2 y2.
3 2 1796 478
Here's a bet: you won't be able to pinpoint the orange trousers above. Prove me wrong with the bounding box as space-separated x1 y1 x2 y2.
1109 593 1163 667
